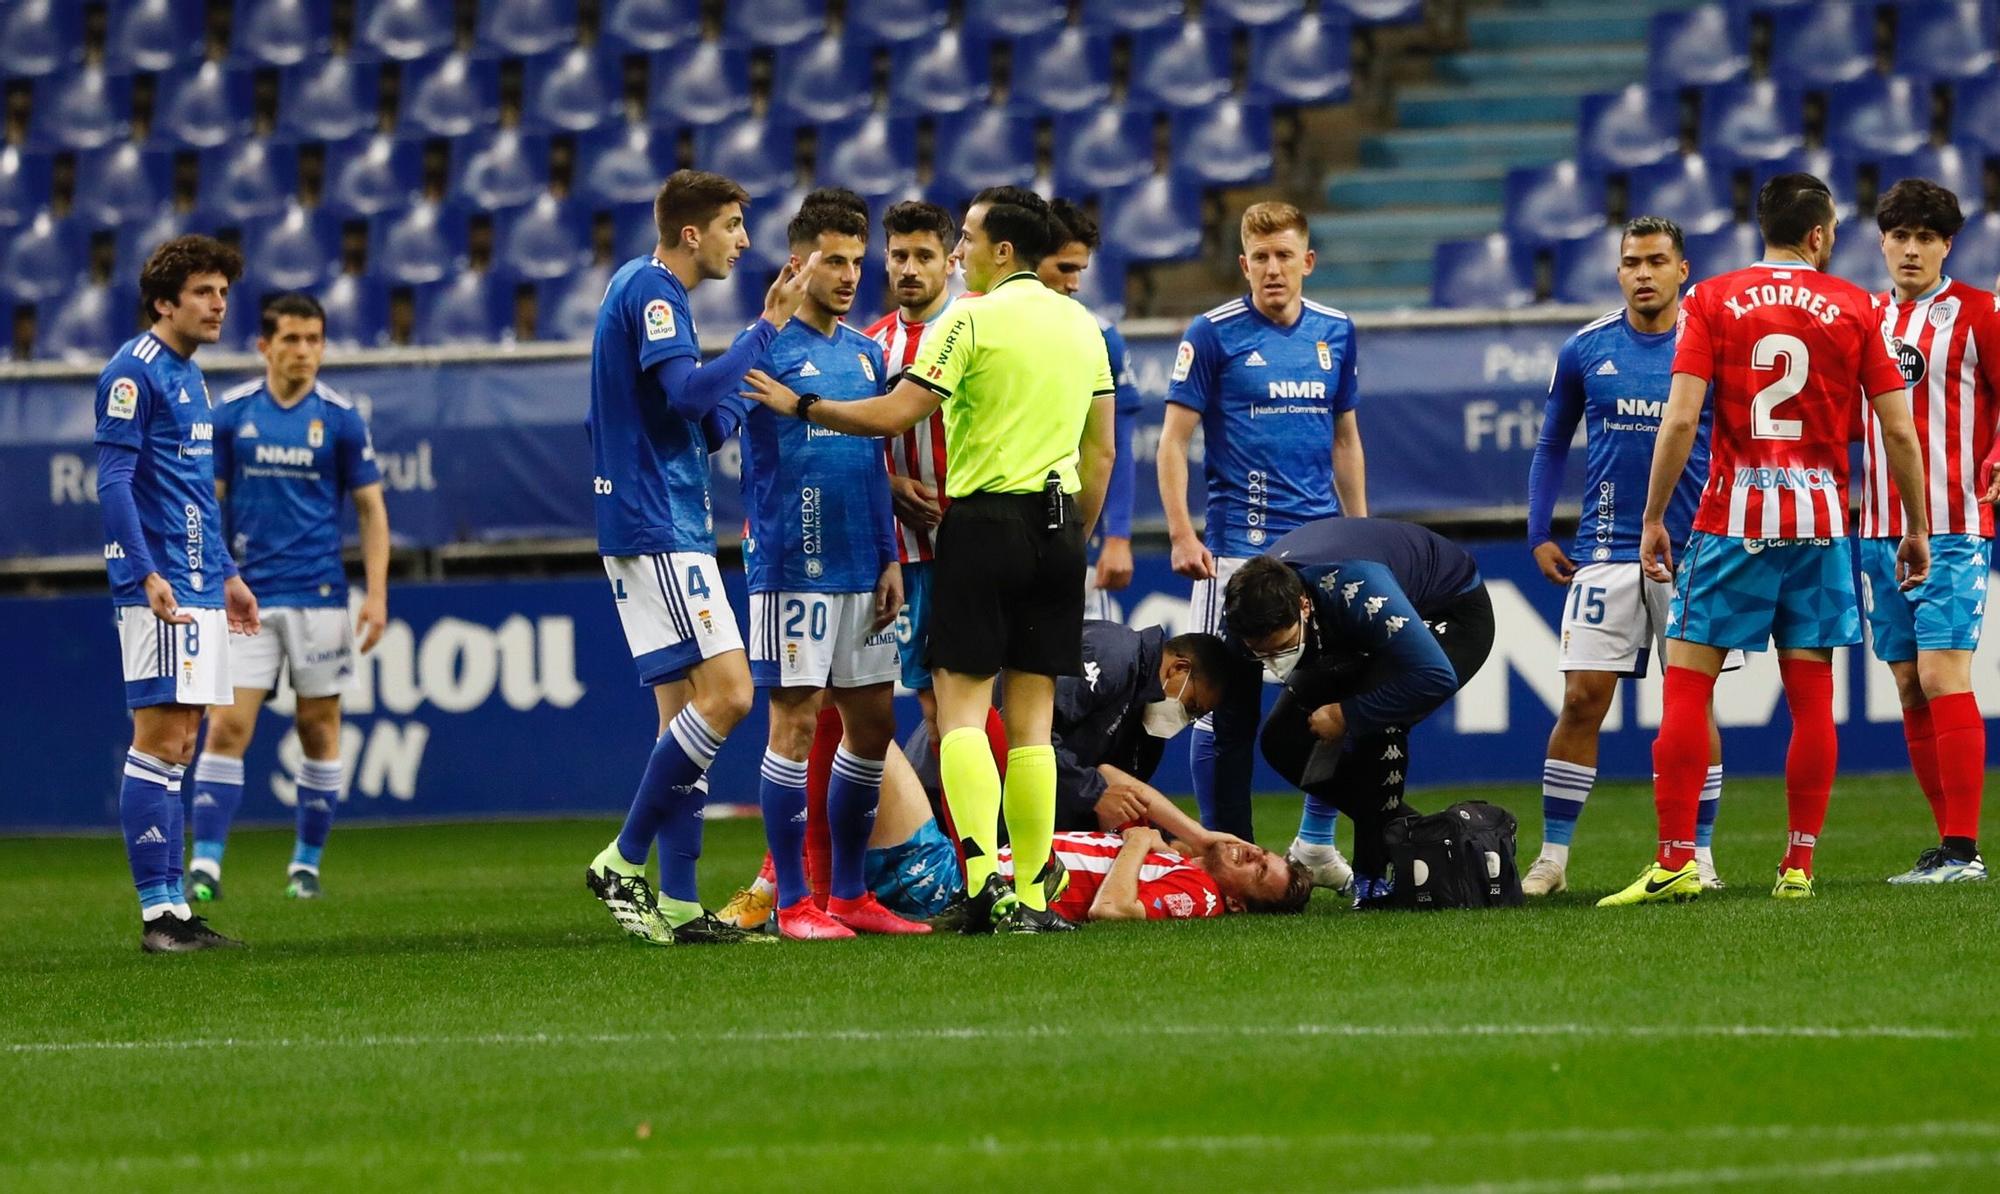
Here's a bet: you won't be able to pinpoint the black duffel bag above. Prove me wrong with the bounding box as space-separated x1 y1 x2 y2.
1376 800 1524 910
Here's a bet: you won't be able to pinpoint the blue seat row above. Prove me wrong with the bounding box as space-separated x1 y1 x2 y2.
1650 2 1999 91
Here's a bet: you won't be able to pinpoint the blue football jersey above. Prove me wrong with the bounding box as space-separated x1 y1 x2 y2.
212 379 382 608
587 255 713 556
741 320 895 593
1096 314 1141 542
1166 296 1360 557
1527 310 1713 564
94 332 227 609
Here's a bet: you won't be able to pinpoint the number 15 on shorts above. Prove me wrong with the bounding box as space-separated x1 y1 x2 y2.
1568 584 1607 626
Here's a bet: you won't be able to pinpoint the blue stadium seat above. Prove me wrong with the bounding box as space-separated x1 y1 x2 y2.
277 56 380 143
1171 100 1275 187
1208 0 1304 27
1649 5 1749 90
0 212 84 303
369 202 468 286
318 273 392 347
1625 153 1733 236
1550 228 1625 307
1878 145 1982 213
73 144 174 228
1577 85 1680 176
29 68 133 151
1825 76 1932 161
154 62 255 149
694 114 797 200
1247 13 1353 106
1010 27 1112 115
818 114 920 204
1074 248 1127 320
233 0 331 66
889 28 991 116
723 0 826 48
324 134 425 218
1767 2 1874 89
851 0 951 45
1954 72 2000 155
1130 21 1232 112
0 147 53 228
1945 211 2000 287
1697 80 1805 169
613 199 666 262
478 0 578 56
401 53 501 139
414 269 519 345
37 282 140 363
1430 235 1535 309
933 109 1038 202
2 0 83 77
114 206 193 283
773 35 872 124
1829 218 1891 293
963 0 1066 39
537 262 612 340
1055 106 1156 194
650 40 751 127
1893 1 1997 81
244 203 342 291
453 129 553 211
1682 221 1761 278
1503 161 1608 248
1327 0 1424 25
600 0 701 54
1100 174 1202 262
1081 0 1184 33
197 139 300 224
215 270 267 350
689 265 766 331
522 47 621 134
575 121 677 207
495 195 590 281
107 0 206 74
1750 148 1857 215
357 0 456 61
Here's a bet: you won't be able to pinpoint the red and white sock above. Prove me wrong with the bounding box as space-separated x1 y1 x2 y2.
1652 666 1716 869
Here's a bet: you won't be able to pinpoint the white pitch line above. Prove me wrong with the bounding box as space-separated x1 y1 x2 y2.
1349 1149 2000 1194
1 1019 1972 1056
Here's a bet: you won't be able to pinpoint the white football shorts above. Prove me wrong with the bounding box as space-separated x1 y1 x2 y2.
604 552 744 685
748 590 901 689
230 605 355 698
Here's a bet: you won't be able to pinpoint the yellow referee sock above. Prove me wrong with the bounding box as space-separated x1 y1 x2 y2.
939 726 1003 893
1003 745 1057 912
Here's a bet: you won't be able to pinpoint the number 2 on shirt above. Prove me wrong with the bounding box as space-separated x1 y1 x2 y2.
1751 333 1807 441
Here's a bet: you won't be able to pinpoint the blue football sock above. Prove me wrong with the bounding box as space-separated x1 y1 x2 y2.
1696 764 1723 849
1540 759 1595 848
164 765 187 905
190 752 245 872
758 750 810 907
1296 795 1340 846
292 757 340 872
120 749 178 916
618 703 722 870
658 776 709 904
1189 716 1219 827
827 747 885 902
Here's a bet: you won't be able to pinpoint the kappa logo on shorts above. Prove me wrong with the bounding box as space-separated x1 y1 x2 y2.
644 299 676 341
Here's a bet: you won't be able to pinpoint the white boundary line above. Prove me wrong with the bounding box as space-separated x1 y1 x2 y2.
2 1020 1971 1055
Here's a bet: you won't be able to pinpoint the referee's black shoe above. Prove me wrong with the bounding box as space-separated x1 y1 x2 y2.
946 873 1015 936
1000 902 1078 934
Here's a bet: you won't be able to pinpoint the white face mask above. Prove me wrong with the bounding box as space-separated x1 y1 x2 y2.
1261 617 1309 683
1141 671 1194 739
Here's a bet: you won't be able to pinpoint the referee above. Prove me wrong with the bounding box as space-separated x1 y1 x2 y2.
743 186 1117 933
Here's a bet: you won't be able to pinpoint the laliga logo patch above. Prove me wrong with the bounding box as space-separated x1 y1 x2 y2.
107 377 139 420
857 353 876 382
644 298 676 341
1315 340 1332 371
308 418 325 448
1171 340 1194 383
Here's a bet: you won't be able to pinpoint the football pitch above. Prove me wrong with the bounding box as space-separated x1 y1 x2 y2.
4 774 1998 1193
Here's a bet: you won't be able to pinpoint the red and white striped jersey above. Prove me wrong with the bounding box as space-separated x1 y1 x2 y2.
1672 262 1904 539
863 299 957 563
997 832 1224 923
1860 279 2000 538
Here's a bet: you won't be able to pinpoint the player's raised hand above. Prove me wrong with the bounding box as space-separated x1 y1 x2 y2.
1639 520 1674 584
356 591 388 653
889 475 942 531
223 575 260 637
143 573 193 626
1897 532 1931 591
739 369 800 417
1532 540 1576 585
871 562 903 633
1169 530 1215 581
760 252 820 327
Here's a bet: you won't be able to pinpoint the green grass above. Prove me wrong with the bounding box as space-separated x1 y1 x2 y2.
4 774 1999 1193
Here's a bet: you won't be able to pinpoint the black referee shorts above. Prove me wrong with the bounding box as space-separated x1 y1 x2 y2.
926 491 1087 678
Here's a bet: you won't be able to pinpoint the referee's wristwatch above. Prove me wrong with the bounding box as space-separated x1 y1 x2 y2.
793 392 823 421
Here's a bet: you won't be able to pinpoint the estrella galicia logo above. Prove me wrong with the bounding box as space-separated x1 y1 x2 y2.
1892 337 1926 386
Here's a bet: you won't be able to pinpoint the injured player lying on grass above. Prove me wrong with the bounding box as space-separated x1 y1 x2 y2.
866 743 1313 927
